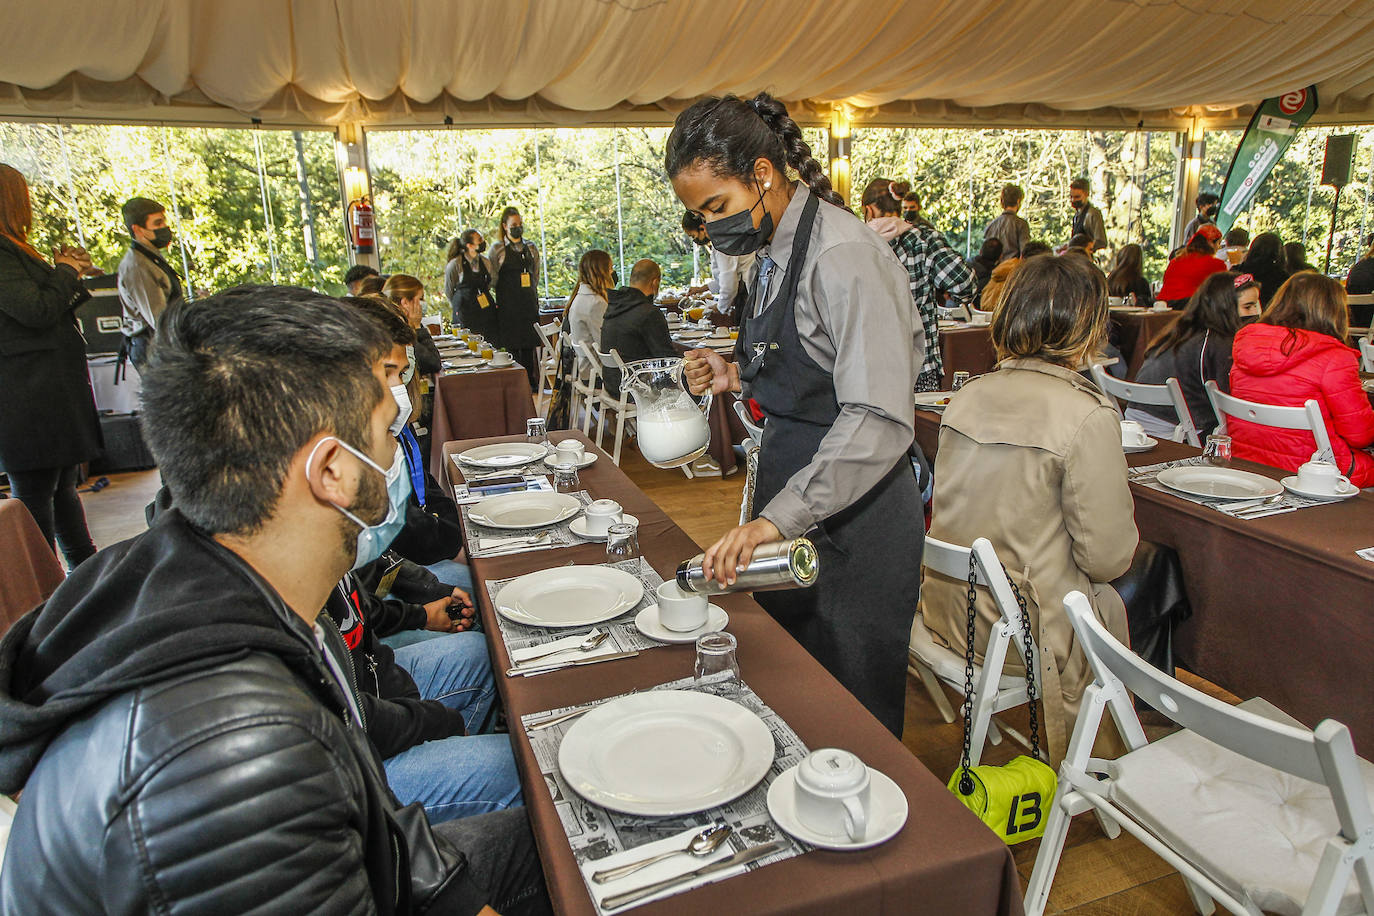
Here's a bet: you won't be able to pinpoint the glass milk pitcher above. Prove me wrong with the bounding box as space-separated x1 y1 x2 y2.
620 357 712 468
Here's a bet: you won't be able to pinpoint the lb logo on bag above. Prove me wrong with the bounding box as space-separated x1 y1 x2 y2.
947 755 1057 844
947 551 1057 845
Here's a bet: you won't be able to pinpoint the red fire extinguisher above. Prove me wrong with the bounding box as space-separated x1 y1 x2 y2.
347 197 375 255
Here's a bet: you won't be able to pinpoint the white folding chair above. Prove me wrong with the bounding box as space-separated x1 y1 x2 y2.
572 341 603 437
908 536 1043 766
1025 590 1374 916
1090 365 1202 447
1359 337 1374 374
733 400 764 524
592 348 638 466
1205 379 1336 464
533 319 561 395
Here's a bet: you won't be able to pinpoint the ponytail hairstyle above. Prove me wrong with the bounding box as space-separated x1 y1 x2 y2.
383 273 424 306
860 178 907 216
498 206 521 242
664 92 847 210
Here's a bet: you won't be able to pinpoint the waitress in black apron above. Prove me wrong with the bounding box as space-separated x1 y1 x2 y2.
489 207 543 389
668 93 925 737
443 229 497 339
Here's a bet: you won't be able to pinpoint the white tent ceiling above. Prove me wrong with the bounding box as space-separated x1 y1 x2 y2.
1 0 1372 130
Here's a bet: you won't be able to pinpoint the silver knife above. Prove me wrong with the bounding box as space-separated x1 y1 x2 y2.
599 840 787 910
506 649 639 678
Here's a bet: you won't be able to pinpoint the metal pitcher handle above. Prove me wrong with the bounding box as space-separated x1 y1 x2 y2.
677 359 713 416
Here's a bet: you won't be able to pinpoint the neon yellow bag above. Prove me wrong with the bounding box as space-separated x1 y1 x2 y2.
947 553 1057 844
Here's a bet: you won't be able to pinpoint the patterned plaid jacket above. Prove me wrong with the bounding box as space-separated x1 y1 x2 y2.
888 224 976 379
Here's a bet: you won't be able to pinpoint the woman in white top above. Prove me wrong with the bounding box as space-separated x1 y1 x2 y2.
683 211 754 323
565 249 614 369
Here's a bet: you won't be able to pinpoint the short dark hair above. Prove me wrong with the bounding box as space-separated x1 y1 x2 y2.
344 264 380 286
1068 233 1094 250
121 197 165 233
1022 240 1053 259
1069 178 1090 193
1196 191 1220 208
682 211 705 233
902 190 920 207
344 295 415 347
141 285 391 536
357 275 386 297
1224 228 1250 247
1000 184 1024 208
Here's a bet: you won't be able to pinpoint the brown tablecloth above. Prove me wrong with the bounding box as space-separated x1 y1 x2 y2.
429 366 537 480
913 408 1374 753
938 325 997 389
1113 310 1178 380
0 499 64 635
442 432 1023 916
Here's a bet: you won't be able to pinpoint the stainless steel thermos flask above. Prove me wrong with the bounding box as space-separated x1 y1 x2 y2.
676 538 819 595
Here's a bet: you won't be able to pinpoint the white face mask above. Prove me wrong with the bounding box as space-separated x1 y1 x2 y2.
388 384 412 436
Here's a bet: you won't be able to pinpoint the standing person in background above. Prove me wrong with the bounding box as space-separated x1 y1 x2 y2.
983 183 1030 262
1234 231 1289 307
1107 243 1154 305
1283 241 1317 276
1182 191 1220 243
344 263 379 296
1222 228 1250 267
1068 177 1108 253
489 206 542 388
684 211 754 323
861 177 970 391
0 164 100 568
444 229 496 339
565 249 614 373
669 95 923 736
902 189 931 228
116 197 184 370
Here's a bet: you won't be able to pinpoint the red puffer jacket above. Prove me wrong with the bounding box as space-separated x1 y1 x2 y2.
1228 322 1374 484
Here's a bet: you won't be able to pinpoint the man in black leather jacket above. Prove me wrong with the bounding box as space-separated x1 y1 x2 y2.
0 286 549 915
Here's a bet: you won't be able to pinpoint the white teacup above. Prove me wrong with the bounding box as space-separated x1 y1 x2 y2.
489 351 514 366
1296 459 1351 495
1107 296 1124 307
793 748 870 841
582 499 623 536
554 440 585 465
1151 300 1170 312
654 580 709 632
1120 420 1149 447
711 326 731 338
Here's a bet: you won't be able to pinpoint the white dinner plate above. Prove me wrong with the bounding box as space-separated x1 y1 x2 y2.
767 766 908 851
1281 476 1361 501
457 442 550 469
468 491 583 529
913 391 954 412
673 329 712 340
444 356 487 369
1122 436 1157 454
1156 466 1284 501
633 603 728 643
569 513 638 541
495 565 644 629
558 690 773 816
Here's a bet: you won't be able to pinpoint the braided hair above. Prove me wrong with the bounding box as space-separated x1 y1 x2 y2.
665 92 847 210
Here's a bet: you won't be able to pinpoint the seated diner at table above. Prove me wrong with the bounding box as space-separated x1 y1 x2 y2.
1227 271 1374 486
915 254 1138 764
1156 225 1226 307
565 249 614 372
599 258 675 397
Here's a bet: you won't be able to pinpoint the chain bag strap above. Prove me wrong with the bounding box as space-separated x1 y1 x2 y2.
947 551 1057 845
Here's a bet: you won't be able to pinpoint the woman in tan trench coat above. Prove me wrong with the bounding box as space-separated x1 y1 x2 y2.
916 254 1138 764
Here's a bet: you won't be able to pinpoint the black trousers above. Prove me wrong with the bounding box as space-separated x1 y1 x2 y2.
431 808 552 915
8 464 97 568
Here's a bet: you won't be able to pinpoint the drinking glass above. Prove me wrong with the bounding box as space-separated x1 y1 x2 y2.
605 522 639 562
951 371 971 391
1203 434 1233 467
694 632 742 698
526 417 549 447
481 345 495 360
551 462 580 494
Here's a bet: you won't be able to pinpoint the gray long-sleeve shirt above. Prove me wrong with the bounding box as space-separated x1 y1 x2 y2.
746 184 918 539
116 240 181 337
983 210 1030 262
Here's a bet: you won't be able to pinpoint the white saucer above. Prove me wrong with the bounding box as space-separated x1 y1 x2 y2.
1122 436 1157 454
548 451 598 469
767 766 908 851
633 603 728 643
569 514 639 541
1281 476 1360 501
489 360 517 369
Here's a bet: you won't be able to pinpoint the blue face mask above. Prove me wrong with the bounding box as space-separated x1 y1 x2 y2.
308 436 412 570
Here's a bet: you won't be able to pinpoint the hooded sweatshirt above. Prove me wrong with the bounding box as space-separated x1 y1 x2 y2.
1228 322 1374 484
599 285 677 396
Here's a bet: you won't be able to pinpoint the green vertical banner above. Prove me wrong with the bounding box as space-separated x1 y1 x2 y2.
1216 87 1319 233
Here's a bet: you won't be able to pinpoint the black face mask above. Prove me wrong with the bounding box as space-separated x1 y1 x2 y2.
705 183 773 257
1070 199 1085 210
903 211 919 224
508 225 524 240
692 234 710 248
1204 206 1219 218
611 270 620 286
151 226 174 249
475 241 487 254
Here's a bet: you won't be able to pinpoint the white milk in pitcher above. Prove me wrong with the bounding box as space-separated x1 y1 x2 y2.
636 407 710 467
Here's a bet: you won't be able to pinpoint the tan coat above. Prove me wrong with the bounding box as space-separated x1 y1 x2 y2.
917 358 1138 763
979 257 1019 313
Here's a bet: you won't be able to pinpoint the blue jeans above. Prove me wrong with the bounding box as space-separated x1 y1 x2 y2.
385 633 521 823
380 558 476 651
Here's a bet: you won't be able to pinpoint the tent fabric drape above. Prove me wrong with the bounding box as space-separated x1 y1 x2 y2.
0 0 1372 128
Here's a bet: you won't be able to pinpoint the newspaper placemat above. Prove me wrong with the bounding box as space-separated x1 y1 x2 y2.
460 490 592 558
522 675 809 913
1129 456 1329 519
487 558 670 668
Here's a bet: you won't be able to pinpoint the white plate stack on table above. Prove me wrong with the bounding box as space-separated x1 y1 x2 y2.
457 442 551 469
460 490 595 557
913 391 954 412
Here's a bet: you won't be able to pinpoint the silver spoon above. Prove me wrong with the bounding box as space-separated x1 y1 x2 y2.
591 824 733 884
511 629 609 667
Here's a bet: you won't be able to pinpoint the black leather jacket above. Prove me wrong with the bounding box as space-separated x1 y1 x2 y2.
0 510 484 914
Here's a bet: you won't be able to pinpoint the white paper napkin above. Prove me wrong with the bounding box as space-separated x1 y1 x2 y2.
510 630 594 664
580 825 741 914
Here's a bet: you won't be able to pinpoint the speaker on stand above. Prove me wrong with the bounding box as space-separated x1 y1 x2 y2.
1320 134 1357 273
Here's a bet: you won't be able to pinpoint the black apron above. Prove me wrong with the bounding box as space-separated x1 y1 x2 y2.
737 191 924 737
493 242 541 351
450 255 496 339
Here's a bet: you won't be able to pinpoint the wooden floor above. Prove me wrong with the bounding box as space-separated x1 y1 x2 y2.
81 432 1221 915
